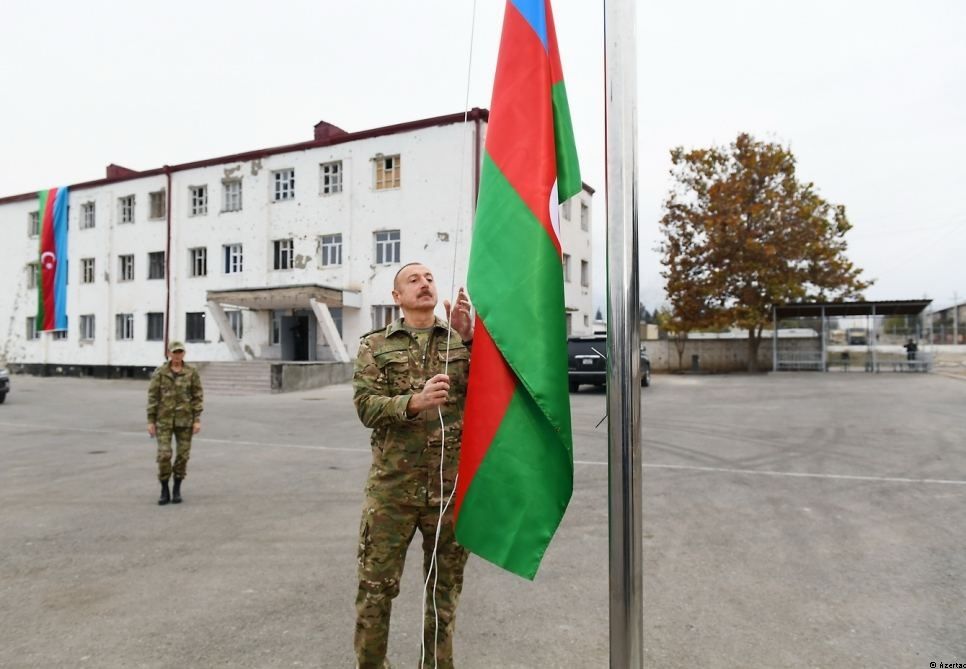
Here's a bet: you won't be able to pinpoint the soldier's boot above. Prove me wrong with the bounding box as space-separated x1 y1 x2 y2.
172 478 183 504
158 479 171 506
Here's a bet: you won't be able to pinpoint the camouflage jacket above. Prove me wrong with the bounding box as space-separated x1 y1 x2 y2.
146 362 204 428
353 317 471 506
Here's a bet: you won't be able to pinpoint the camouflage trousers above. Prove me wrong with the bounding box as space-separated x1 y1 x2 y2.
355 494 469 669
156 426 193 481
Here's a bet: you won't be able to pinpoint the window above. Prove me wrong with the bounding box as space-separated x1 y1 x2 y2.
222 179 242 212
580 201 590 231
584 314 590 328
118 254 135 281
186 312 206 342
26 262 39 289
81 258 95 284
149 190 166 219
372 305 401 329
189 247 207 277
561 199 572 221
148 251 165 280
227 311 243 339
81 202 96 229
28 211 40 237
53 328 68 341
223 244 243 273
80 315 96 341
26 317 39 340
115 313 134 340
581 260 590 287
562 254 571 283
190 185 208 216
272 169 295 201
320 161 343 194
146 312 164 341
119 195 135 224
273 239 294 270
374 230 400 264
374 154 401 190
320 233 342 266
566 313 573 336
270 312 281 345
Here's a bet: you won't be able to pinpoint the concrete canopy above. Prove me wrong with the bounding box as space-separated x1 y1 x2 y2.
206 284 350 310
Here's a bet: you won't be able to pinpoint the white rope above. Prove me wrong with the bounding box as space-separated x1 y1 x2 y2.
420 0 479 666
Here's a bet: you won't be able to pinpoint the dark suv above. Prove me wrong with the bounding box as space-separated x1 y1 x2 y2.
0 368 9 404
567 335 650 392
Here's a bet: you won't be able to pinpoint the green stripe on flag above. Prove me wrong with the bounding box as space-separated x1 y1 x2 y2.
468 154 573 436
36 189 48 325
456 385 574 579
551 81 581 201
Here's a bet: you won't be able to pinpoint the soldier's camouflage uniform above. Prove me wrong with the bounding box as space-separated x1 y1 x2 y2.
147 361 204 481
353 317 471 669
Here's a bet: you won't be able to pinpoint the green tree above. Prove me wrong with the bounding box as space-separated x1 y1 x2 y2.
659 133 872 371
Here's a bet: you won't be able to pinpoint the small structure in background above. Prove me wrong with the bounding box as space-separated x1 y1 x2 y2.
772 300 933 373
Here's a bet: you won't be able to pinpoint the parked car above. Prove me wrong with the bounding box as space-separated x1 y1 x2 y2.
567 335 650 392
0 368 9 404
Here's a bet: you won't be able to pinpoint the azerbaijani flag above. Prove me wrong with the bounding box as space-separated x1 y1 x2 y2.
455 0 580 580
37 187 70 331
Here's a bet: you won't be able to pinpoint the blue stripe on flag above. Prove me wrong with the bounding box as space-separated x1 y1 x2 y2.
52 187 69 331
509 0 548 50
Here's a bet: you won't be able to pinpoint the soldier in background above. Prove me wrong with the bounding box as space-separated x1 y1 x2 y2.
147 340 204 506
352 262 473 669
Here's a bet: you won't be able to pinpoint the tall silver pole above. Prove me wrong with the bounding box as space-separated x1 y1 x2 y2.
604 0 642 667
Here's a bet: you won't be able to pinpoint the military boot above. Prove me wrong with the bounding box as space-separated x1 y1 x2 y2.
158 479 171 506
172 478 183 504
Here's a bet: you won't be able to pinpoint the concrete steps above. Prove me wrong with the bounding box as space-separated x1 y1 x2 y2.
198 361 273 396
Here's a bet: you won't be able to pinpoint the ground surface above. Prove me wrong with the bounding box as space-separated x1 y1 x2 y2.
0 372 964 668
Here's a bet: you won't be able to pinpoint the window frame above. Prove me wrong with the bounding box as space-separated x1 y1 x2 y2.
223 244 243 274
272 169 296 202
185 312 206 343
148 190 166 220
115 313 135 340
146 312 165 341
80 201 96 229
119 195 135 224
189 247 208 277
147 251 165 280
373 154 401 190
320 160 343 195
190 185 208 216
28 210 40 237
374 229 400 265
320 233 343 267
118 254 135 282
80 314 96 341
81 257 95 284
273 238 294 271
222 179 242 212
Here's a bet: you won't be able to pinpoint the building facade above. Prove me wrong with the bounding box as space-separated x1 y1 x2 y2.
0 110 594 372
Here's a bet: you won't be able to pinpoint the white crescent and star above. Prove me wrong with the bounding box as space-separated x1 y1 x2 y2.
40 251 56 270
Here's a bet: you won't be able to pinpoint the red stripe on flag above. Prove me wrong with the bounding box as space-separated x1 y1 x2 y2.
545 0 564 85
39 188 58 331
485 2 559 254
455 318 517 518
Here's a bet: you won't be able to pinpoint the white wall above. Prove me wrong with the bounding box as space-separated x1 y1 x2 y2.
0 117 595 366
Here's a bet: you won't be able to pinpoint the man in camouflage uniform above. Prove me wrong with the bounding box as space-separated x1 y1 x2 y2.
353 263 474 669
147 340 204 506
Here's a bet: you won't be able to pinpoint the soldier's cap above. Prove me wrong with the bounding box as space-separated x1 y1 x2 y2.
168 340 186 352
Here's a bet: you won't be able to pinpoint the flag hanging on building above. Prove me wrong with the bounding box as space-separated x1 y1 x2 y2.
37 187 69 331
455 0 580 580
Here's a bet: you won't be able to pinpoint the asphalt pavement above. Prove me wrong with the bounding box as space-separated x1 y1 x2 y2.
0 372 964 668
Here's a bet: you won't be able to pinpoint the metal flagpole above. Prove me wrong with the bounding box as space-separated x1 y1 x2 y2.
604 0 643 667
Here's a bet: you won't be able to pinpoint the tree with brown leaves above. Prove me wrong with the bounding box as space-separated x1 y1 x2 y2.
659 134 873 371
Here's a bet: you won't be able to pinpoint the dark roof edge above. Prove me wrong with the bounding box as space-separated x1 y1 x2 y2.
0 108 490 206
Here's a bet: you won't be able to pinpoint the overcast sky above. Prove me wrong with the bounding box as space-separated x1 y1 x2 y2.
2 0 963 314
